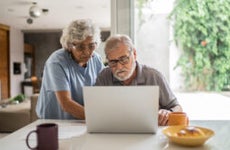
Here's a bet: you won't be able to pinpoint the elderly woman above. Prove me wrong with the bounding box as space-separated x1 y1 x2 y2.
36 19 104 119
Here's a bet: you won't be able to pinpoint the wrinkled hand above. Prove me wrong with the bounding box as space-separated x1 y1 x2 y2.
158 109 171 126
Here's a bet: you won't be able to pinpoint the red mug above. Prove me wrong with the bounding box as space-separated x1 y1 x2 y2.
26 123 58 150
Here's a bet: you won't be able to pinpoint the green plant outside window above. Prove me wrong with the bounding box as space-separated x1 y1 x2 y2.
169 0 230 91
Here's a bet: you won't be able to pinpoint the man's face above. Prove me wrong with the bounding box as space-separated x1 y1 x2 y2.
106 44 136 81
70 36 96 66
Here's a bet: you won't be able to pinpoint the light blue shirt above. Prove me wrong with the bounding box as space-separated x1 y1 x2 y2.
36 48 104 119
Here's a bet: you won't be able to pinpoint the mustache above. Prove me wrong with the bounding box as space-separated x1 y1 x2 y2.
115 68 128 74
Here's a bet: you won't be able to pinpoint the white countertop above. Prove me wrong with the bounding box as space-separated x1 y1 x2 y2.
0 119 229 150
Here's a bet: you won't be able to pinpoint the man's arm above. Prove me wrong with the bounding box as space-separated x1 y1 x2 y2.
55 91 85 119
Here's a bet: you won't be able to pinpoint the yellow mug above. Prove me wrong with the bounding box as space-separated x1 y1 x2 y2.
168 112 189 126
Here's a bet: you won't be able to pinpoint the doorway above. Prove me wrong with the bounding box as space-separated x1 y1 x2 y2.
0 24 10 99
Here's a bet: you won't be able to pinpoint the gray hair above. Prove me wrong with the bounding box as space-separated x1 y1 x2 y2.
104 34 134 56
60 19 101 49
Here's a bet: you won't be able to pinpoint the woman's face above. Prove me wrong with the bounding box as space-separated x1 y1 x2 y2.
69 36 96 67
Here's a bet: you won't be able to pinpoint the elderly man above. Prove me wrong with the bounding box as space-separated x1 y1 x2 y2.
95 34 182 126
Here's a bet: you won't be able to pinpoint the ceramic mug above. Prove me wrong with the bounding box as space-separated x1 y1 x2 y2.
168 112 189 126
26 123 58 150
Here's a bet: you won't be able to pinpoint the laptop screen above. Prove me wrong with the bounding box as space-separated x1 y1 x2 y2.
83 86 159 133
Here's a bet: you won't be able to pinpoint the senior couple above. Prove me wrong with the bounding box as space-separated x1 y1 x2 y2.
36 19 182 126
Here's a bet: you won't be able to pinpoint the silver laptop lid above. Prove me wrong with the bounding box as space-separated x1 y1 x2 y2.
83 86 159 134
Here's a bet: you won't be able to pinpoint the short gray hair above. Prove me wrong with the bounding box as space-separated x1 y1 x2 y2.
104 34 134 56
60 19 101 49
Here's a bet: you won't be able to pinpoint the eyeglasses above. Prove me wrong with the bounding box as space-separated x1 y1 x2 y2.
107 51 132 67
72 42 96 53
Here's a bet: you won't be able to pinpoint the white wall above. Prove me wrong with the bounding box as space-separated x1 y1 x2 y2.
10 27 24 97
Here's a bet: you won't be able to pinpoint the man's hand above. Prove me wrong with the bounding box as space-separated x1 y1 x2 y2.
158 105 183 126
158 109 171 126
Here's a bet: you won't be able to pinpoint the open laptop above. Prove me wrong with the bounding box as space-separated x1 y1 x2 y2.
83 86 159 134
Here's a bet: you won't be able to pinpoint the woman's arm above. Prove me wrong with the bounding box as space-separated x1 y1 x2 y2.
55 91 85 119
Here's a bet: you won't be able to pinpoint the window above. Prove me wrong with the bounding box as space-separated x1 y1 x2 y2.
134 0 175 84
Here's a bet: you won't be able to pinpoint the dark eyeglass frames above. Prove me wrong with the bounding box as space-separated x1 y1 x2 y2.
107 50 132 67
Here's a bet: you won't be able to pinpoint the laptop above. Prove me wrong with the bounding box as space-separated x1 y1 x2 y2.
83 86 159 134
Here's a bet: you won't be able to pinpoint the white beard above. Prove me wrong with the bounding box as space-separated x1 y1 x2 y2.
114 60 136 81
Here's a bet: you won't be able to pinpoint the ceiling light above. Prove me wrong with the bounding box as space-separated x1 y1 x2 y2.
42 9 49 15
26 2 49 24
29 3 42 18
26 18 33 24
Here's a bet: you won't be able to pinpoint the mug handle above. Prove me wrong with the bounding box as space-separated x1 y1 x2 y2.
186 117 189 125
26 130 37 150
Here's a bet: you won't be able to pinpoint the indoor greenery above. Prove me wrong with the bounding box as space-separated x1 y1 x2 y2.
10 94 26 103
169 0 230 91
